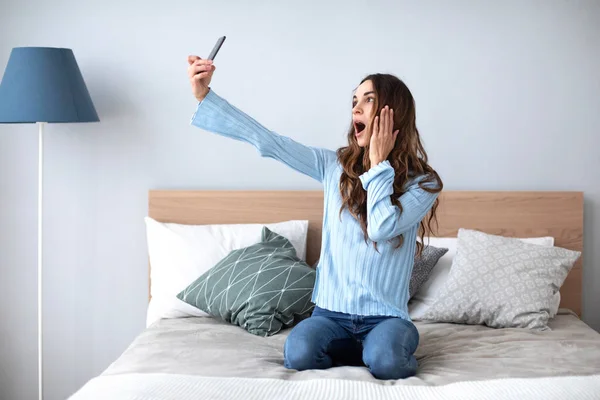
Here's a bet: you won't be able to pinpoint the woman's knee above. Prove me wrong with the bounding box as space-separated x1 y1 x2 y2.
363 342 418 380
362 317 420 379
283 318 333 371
284 334 318 370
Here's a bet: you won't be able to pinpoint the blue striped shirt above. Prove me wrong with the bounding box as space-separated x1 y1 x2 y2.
191 89 440 319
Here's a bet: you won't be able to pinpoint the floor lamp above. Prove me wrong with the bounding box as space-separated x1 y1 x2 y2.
0 47 99 400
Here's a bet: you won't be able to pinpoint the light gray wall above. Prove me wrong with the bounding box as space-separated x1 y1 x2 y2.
0 1 598 399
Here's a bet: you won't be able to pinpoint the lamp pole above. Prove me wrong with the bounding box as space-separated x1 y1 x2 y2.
37 121 45 400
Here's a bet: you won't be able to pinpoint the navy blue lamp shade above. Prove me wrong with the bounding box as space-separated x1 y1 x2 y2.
0 47 99 123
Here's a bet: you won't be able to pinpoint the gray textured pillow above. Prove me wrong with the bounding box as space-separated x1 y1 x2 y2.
410 245 449 298
177 227 316 337
422 229 581 330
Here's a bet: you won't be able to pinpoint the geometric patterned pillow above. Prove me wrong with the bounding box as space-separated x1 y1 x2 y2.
176 227 316 337
422 229 581 330
410 244 448 298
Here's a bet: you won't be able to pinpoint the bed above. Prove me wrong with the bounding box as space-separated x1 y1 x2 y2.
70 190 600 400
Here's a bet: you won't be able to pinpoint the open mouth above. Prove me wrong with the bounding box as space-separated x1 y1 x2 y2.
354 122 366 135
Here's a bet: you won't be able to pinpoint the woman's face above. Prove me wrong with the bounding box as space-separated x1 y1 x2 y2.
352 80 376 148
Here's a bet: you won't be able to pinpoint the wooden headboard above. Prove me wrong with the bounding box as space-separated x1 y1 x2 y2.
148 190 584 315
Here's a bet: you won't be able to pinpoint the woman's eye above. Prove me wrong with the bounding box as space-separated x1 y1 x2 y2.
353 97 374 107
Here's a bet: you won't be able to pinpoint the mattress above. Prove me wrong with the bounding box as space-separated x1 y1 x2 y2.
70 310 600 399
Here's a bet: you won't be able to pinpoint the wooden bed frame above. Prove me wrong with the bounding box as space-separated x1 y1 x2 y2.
148 190 584 315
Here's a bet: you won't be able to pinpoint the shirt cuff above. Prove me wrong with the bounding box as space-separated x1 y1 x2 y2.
190 88 217 125
359 160 394 189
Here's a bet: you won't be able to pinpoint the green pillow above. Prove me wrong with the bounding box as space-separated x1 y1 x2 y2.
176 227 316 336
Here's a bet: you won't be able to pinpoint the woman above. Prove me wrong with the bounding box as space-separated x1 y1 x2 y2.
186 55 443 380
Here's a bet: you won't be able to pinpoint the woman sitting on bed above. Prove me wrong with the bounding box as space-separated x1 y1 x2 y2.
186 55 443 380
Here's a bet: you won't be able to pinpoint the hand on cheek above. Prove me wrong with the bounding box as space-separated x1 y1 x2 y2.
369 106 399 168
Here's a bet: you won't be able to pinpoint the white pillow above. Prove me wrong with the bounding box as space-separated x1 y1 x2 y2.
409 235 556 320
145 217 309 327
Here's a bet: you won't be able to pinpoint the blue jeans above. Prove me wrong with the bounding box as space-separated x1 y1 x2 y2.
283 306 419 380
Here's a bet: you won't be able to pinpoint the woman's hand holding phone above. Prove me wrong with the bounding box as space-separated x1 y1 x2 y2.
187 56 215 102
187 36 225 102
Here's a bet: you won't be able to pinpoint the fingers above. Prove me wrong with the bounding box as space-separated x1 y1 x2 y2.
372 105 397 145
188 64 215 79
381 106 389 135
379 105 395 135
188 55 200 65
187 55 213 66
194 58 213 66
193 71 211 81
194 65 213 73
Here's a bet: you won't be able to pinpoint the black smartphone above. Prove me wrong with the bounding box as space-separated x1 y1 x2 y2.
207 36 226 60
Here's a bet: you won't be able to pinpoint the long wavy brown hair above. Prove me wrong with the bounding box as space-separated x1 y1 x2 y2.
337 73 443 256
